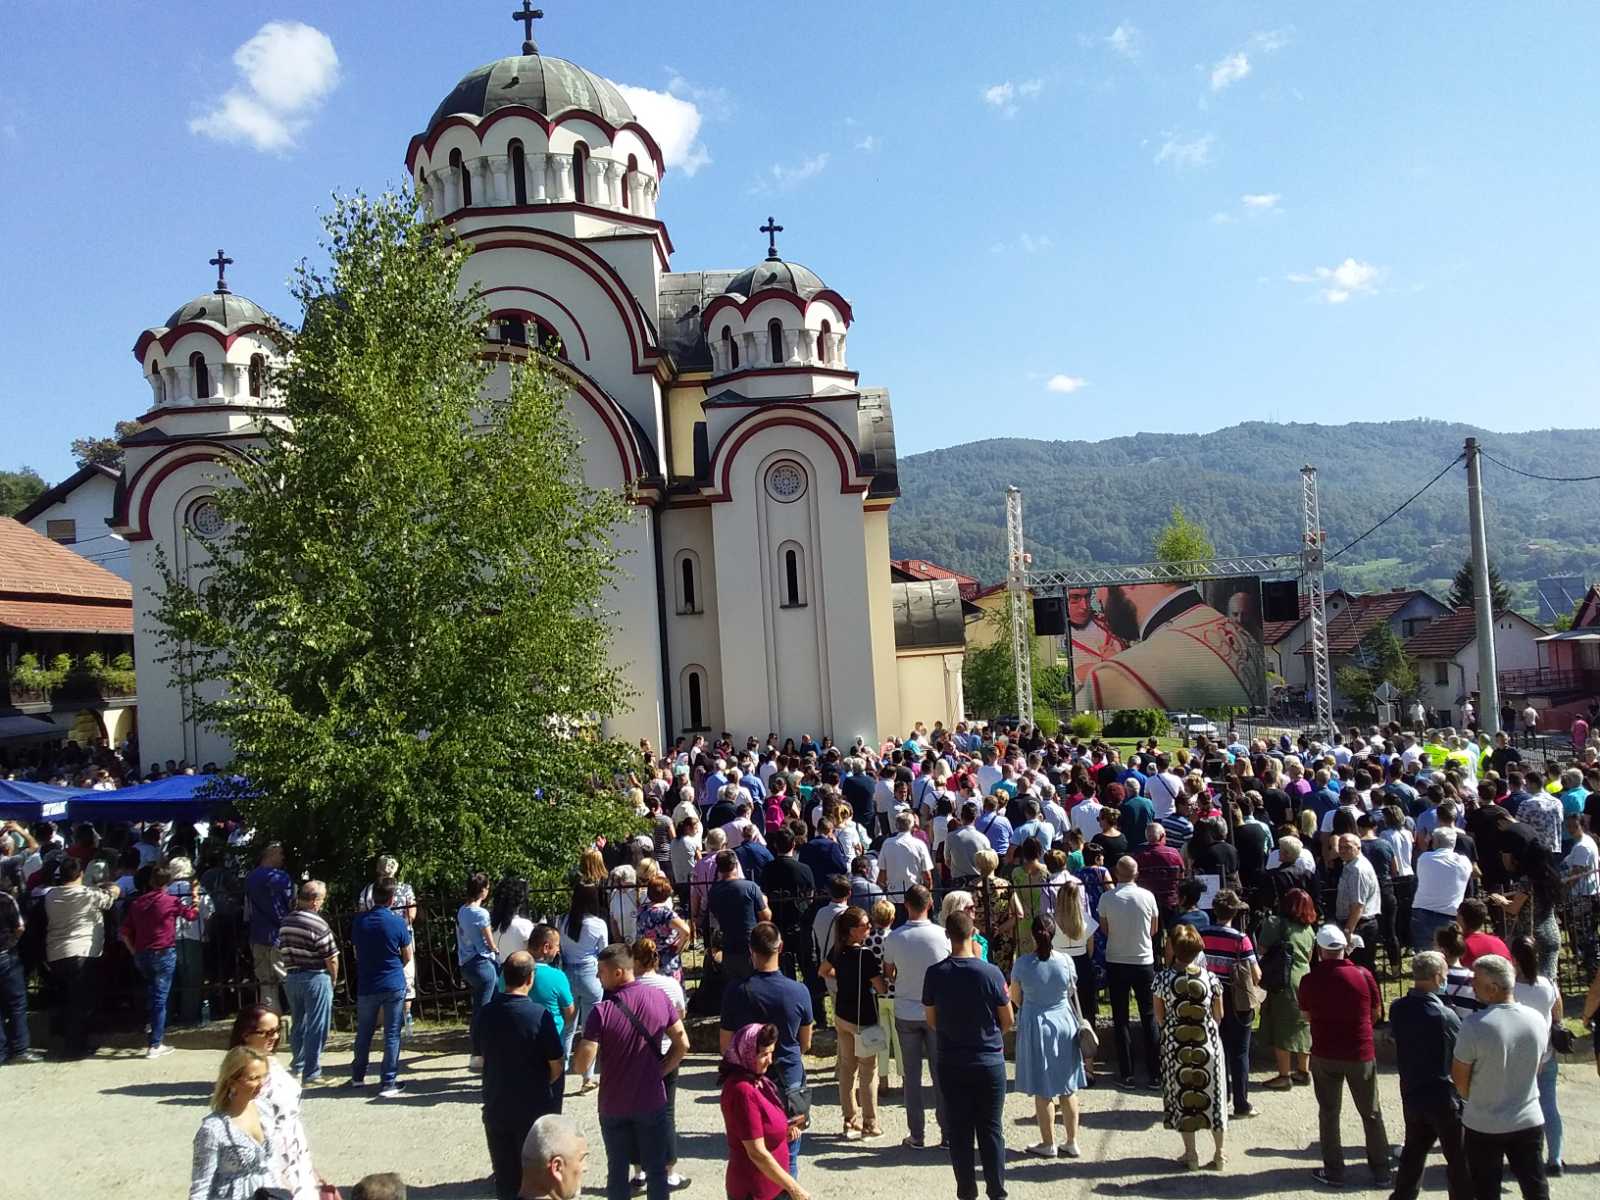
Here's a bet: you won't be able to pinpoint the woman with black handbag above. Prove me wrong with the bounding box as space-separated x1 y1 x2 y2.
818 906 887 1140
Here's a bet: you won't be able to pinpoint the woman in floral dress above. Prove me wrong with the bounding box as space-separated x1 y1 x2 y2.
1153 924 1228 1171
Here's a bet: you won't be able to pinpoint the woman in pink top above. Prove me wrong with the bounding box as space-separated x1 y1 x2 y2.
719 1023 807 1200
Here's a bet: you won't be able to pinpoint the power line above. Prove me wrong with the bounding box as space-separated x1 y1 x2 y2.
1480 449 1600 483
1327 452 1464 563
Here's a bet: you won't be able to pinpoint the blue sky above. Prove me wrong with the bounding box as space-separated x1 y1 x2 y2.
5 2 1598 483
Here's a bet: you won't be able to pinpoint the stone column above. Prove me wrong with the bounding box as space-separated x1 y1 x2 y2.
740 331 760 367
490 156 509 206
531 152 549 201
553 154 573 202
586 158 604 205
163 366 180 406
642 176 658 218
607 160 626 208
466 159 487 208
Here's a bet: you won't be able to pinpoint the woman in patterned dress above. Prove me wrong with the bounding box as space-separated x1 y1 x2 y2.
635 875 691 982
1153 923 1228 1171
189 1047 279 1200
230 1005 320 1200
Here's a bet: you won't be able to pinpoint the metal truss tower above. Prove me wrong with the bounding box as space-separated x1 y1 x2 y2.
1005 486 1034 722
1301 465 1334 736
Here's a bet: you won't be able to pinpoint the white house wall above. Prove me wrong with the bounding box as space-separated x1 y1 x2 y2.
23 474 129 580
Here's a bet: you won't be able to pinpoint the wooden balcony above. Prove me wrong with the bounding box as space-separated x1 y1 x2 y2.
1498 667 1600 695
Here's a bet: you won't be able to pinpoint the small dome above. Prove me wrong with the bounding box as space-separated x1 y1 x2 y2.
722 259 828 302
163 290 272 332
428 54 635 132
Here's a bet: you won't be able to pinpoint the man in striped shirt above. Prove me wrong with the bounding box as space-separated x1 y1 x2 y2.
278 880 339 1083
1158 793 1195 854
1200 890 1260 1118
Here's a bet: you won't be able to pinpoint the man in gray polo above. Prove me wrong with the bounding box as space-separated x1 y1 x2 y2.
1451 954 1548 1200
882 883 951 1149
944 802 989 885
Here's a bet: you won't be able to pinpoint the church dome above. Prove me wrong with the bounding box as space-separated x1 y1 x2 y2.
721 258 829 302
428 54 636 132
163 289 272 332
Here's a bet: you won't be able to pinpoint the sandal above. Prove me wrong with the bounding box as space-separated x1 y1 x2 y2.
1290 1071 1311 1086
1263 1075 1293 1091
861 1125 883 1139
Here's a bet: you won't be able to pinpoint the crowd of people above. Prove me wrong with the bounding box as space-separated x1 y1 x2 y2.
4 716 1600 1200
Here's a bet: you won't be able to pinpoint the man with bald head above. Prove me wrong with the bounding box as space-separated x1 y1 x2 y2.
1098 856 1161 1086
519 1114 589 1200
478 951 566 1200
1335 833 1383 977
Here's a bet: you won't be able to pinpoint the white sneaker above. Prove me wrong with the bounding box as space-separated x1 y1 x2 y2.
147 1044 176 1060
1061 1142 1082 1158
378 1083 404 1099
468 1055 484 1073
1025 1142 1059 1159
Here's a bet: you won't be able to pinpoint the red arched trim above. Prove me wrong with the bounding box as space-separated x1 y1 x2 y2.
481 289 591 359
132 323 280 362
116 443 254 541
406 107 667 177
710 365 859 387
442 203 675 264
466 229 661 375
543 359 649 486
701 287 854 330
703 408 868 503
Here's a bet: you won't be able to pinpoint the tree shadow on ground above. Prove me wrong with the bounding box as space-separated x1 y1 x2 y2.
99 1081 208 1107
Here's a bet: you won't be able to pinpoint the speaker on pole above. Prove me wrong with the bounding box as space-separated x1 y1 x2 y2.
1262 580 1300 622
1033 595 1067 636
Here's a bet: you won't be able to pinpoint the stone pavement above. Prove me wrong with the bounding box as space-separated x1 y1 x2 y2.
4 1027 1594 1200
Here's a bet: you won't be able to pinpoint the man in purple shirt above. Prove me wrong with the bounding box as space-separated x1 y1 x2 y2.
244 843 293 1013
571 944 689 1200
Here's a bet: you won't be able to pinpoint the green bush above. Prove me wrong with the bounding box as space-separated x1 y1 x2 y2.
1067 712 1102 739
1103 708 1170 738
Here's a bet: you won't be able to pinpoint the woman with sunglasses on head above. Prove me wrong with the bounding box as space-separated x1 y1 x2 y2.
229 1005 321 1200
189 1045 278 1200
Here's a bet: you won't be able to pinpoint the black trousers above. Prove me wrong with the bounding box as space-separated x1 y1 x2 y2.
1392 1094 1470 1200
485 1114 538 1200
49 956 97 1055
1350 918 1381 979
936 1058 1006 1200
1464 1124 1548 1200
1106 961 1157 1082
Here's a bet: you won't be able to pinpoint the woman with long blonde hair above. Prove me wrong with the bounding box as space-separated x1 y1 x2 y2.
190 1046 279 1200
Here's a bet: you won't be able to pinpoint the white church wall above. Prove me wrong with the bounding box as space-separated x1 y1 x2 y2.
660 505 723 736
862 507 901 736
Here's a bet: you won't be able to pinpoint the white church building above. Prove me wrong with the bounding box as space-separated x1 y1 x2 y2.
114 19 959 766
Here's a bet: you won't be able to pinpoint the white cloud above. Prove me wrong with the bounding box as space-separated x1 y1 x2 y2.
1106 23 1141 59
991 232 1054 255
190 22 340 153
1210 52 1251 92
756 152 830 192
614 82 712 176
855 134 881 152
982 78 1043 117
1251 29 1292 54
1287 257 1383 303
1241 192 1281 210
1153 132 1214 169
1046 374 1089 394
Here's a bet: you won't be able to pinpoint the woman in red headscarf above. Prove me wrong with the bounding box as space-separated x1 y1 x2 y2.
719 1022 807 1200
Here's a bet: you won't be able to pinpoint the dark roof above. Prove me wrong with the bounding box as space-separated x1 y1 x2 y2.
892 559 980 598
428 54 634 131
857 388 899 499
722 259 828 301
1404 608 1545 658
14 463 119 525
658 271 739 370
162 290 273 332
1320 588 1443 655
1261 588 1353 645
1575 584 1600 630
892 579 966 650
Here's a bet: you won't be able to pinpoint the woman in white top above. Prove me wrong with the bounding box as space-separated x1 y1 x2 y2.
1051 873 1099 1075
189 1047 278 1200
631 936 691 1190
609 864 641 942
491 876 536 963
1510 935 1564 1174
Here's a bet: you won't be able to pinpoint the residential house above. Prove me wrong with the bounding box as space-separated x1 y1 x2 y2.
1405 608 1545 728
1263 589 1352 695
1500 583 1600 732
14 463 128 580
1304 587 1451 712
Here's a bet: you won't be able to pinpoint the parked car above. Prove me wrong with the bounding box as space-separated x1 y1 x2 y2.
1165 711 1218 738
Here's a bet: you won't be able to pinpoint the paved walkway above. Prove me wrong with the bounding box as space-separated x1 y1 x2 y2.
5 1029 1594 1200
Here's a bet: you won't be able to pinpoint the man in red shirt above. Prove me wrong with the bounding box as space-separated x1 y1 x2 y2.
119 865 199 1059
1455 898 1510 965
1132 824 1185 929
1297 924 1391 1189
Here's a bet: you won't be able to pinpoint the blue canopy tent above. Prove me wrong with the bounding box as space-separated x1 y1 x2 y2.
0 779 87 821
65 773 247 825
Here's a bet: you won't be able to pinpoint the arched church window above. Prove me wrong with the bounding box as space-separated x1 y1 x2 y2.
779 541 808 608
622 154 638 210
675 550 701 614
572 143 589 204
722 326 739 371
509 140 528 205
248 354 265 398
684 667 706 730
500 316 528 346
450 148 472 206
151 360 165 405
534 318 564 358
189 352 210 400
817 319 833 364
768 319 785 366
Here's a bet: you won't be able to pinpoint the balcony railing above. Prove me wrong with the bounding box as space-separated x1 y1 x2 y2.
1498 666 1600 695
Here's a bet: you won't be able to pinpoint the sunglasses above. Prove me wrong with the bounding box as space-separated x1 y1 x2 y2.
250 1026 281 1038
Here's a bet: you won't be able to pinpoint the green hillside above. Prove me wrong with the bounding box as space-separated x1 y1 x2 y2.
887 420 1600 614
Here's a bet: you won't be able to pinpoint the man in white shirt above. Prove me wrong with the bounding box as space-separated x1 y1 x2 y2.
1410 827 1473 953
878 810 935 898
1070 792 1105 843
881 884 951 1148
1145 758 1184 819
975 749 1003 798
1097 857 1160 1086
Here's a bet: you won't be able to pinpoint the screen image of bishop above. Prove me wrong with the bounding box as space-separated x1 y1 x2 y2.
1070 576 1267 711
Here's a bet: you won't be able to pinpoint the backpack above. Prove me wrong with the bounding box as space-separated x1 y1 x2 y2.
1258 927 1293 993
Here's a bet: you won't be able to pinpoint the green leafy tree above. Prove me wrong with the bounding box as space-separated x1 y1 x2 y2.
1553 612 1575 632
964 605 1069 724
1153 504 1216 564
0 467 46 516
151 191 639 893
1445 556 1511 611
70 421 144 469
1337 623 1419 713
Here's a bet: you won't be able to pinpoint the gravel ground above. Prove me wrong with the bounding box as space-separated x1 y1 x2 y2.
4 1026 1595 1200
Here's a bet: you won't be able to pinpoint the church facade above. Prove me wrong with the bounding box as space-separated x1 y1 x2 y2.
114 25 950 765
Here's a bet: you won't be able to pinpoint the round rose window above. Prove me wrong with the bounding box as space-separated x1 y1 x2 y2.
765 462 807 503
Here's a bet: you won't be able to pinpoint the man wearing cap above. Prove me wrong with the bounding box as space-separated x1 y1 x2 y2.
1298 923 1391 1189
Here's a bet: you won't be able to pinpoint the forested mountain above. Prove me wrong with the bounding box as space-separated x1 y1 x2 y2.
888 420 1600 611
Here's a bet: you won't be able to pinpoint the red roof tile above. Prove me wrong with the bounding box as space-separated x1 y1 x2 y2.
0 599 133 635
1 518 133 603
1308 589 1439 656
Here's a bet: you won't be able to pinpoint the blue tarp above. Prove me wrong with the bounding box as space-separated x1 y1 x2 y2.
65 773 247 824
0 779 87 821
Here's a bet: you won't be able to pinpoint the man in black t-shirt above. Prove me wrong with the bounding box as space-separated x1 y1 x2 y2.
761 829 816 978
476 952 565 1200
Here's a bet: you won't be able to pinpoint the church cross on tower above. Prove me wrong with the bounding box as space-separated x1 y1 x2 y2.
209 249 234 294
512 2 544 54
760 216 784 261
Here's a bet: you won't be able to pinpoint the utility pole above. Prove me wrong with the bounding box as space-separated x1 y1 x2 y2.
1464 437 1500 735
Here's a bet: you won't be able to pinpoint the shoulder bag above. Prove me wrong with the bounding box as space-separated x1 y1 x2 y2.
851 949 890 1055
1063 958 1100 1058
1231 954 1267 1013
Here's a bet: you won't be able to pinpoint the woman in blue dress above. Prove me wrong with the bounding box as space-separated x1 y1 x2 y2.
1009 915 1087 1159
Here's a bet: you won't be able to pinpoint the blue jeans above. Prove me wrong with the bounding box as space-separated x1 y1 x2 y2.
135 947 177 1048
599 1104 671 1200
352 988 406 1086
0 949 28 1060
1220 1010 1253 1111
283 970 333 1079
462 956 498 1056
1410 907 1455 954
1537 1055 1562 1166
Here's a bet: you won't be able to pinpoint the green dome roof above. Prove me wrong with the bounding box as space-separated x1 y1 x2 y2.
163 290 272 331
429 54 636 131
